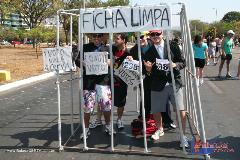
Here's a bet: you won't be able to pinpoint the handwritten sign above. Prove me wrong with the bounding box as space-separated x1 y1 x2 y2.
114 64 142 88
84 52 108 75
156 58 170 71
122 59 139 72
43 47 74 72
80 5 171 33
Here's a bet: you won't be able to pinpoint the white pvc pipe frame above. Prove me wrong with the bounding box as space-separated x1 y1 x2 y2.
55 4 210 159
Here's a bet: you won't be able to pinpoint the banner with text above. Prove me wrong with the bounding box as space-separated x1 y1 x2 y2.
43 47 74 72
84 52 109 75
80 5 171 33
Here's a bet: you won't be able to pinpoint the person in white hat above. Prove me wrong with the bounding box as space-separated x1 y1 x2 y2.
218 30 235 78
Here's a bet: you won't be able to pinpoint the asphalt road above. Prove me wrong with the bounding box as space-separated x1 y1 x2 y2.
0 48 239 160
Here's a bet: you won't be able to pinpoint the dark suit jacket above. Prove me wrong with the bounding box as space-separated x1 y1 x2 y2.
144 41 185 91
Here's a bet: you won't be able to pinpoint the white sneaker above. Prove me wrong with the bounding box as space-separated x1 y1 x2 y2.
80 128 90 140
151 128 164 140
180 135 189 148
89 119 102 129
105 124 116 135
117 119 124 129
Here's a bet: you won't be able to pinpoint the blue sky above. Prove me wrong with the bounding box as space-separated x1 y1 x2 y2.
130 0 240 26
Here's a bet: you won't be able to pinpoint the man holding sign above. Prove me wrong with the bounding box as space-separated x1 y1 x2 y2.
75 33 115 139
113 33 130 130
144 30 188 147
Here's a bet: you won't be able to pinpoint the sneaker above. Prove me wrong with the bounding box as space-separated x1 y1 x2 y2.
105 124 116 135
116 119 124 129
180 135 189 148
89 119 102 129
80 128 90 140
169 123 177 129
226 74 232 78
163 122 176 129
151 128 164 140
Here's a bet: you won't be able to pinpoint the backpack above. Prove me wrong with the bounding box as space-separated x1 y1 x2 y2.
131 114 157 137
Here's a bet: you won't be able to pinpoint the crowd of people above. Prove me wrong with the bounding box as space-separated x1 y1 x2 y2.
72 29 239 149
193 30 239 86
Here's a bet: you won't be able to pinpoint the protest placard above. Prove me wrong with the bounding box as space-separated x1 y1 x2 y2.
80 5 171 33
114 64 141 88
84 52 108 75
43 47 74 72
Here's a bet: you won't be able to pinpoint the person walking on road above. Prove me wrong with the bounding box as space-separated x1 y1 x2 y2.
192 35 208 85
218 30 235 78
216 35 224 62
208 37 217 65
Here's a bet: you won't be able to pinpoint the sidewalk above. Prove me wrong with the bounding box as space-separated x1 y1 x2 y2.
0 72 56 93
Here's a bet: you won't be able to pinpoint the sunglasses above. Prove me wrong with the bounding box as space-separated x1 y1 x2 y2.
150 32 162 37
135 35 145 40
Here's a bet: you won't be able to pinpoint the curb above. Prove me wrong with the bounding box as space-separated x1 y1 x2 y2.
0 72 56 93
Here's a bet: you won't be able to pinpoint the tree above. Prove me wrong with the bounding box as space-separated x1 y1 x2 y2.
233 21 240 36
0 0 14 25
9 0 60 48
189 20 209 38
0 27 19 42
222 11 240 23
104 0 129 7
58 0 130 44
11 0 57 29
172 30 181 38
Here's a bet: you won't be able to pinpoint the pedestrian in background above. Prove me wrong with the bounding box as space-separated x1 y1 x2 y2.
218 30 235 78
192 35 208 85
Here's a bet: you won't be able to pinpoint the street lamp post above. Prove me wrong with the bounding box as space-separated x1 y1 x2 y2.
212 8 218 22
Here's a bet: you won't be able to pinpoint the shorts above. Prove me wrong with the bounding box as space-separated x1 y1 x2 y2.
208 48 216 57
114 80 128 107
83 85 111 113
194 58 205 68
151 86 184 113
221 54 232 61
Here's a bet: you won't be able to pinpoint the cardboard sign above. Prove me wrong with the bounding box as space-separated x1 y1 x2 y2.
84 52 108 75
43 47 74 72
114 63 141 88
80 5 171 33
122 59 139 72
